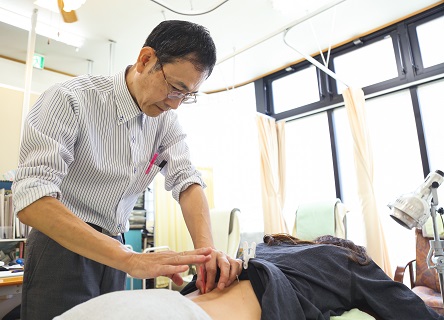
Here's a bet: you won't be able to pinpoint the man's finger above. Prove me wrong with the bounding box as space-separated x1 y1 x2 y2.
204 258 217 293
216 256 230 290
226 258 242 287
170 273 184 286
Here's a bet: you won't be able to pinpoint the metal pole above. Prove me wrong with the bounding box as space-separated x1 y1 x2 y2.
428 184 444 305
87 59 94 74
20 8 38 143
109 40 116 75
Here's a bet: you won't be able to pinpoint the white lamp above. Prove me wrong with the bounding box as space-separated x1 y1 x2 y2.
388 169 444 304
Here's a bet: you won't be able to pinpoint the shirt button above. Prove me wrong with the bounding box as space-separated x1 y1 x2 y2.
119 116 124 122
131 137 135 143
134 168 137 173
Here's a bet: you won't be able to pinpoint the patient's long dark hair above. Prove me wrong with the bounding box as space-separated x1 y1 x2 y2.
263 233 371 266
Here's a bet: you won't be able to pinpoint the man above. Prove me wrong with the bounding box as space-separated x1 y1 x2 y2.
13 20 238 320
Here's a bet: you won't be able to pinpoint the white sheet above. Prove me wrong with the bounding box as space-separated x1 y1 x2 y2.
53 289 211 320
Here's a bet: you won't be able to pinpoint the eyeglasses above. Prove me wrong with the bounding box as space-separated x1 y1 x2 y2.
158 61 197 104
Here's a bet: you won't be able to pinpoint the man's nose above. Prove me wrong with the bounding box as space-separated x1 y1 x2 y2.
165 99 182 110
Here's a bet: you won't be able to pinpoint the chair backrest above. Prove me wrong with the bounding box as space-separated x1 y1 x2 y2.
292 199 348 240
210 208 241 258
415 228 440 291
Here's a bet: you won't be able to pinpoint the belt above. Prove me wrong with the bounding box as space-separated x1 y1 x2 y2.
87 223 121 237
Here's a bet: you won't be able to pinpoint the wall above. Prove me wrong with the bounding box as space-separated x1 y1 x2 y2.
0 57 72 93
0 58 72 177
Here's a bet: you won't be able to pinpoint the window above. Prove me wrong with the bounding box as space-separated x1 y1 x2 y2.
283 112 336 228
333 90 424 265
271 65 320 114
417 78 444 202
256 3 444 270
333 36 399 93
416 15 444 68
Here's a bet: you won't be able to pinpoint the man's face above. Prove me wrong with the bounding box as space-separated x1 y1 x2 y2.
132 49 207 117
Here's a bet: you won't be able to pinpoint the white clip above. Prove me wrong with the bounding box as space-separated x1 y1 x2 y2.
242 241 256 269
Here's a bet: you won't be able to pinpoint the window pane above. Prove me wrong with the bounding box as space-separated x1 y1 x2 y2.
333 36 398 93
283 112 336 230
334 90 423 271
272 65 319 113
416 16 444 68
417 78 444 203
177 83 264 232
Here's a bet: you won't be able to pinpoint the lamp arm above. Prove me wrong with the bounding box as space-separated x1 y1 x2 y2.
427 182 444 305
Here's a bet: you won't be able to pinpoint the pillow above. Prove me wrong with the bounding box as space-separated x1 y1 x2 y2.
53 289 211 320
331 308 376 320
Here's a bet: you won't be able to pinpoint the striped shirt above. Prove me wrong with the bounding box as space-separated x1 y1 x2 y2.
12 68 204 235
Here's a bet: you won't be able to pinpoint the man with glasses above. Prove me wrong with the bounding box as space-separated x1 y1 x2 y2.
13 20 238 320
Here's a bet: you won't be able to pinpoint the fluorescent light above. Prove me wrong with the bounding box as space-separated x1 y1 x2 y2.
0 7 85 48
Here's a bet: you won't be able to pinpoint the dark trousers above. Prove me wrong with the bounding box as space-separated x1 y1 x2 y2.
21 228 126 320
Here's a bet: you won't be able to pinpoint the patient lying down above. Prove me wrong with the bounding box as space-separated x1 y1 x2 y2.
55 234 444 320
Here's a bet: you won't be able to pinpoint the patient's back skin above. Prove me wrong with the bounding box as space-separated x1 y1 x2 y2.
186 280 261 320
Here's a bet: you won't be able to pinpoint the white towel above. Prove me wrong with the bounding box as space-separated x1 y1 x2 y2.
53 289 211 320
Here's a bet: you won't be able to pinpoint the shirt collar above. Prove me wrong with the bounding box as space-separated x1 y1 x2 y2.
113 66 144 125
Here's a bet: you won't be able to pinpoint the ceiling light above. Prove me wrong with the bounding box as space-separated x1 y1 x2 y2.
0 7 85 48
62 0 86 12
34 0 87 13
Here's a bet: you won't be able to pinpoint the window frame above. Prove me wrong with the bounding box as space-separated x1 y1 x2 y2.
258 3 444 122
406 7 444 79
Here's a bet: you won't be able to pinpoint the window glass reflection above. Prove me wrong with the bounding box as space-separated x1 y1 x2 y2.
272 65 319 113
334 36 398 94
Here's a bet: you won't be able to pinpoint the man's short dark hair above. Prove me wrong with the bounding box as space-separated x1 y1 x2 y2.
144 20 217 77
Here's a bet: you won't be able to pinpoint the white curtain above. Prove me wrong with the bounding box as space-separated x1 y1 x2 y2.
256 114 288 234
153 167 214 287
343 87 392 277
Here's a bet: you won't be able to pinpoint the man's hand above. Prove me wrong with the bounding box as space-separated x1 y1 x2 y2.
125 247 212 285
196 250 242 293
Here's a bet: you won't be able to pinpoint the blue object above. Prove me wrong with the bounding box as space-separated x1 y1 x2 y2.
0 181 13 190
125 230 143 290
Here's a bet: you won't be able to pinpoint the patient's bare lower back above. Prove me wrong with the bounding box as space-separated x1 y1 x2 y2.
187 280 261 320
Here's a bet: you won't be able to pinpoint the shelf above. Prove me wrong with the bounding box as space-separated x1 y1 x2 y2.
0 239 26 243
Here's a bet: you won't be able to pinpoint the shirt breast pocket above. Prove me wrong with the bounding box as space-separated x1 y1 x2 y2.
141 162 162 187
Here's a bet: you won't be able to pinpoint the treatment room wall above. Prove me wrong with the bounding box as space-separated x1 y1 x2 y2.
0 86 39 175
0 58 72 177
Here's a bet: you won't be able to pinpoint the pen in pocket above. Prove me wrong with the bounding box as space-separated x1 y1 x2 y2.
145 153 158 174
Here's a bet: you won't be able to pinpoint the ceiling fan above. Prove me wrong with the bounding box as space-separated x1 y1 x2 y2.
57 0 86 23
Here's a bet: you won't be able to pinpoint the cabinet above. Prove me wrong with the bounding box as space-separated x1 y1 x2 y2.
125 187 155 290
0 181 27 260
0 181 24 319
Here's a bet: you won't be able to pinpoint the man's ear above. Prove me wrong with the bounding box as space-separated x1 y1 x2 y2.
136 47 156 72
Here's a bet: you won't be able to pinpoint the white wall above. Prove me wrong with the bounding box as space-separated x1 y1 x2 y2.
0 57 72 94
0 58 73 178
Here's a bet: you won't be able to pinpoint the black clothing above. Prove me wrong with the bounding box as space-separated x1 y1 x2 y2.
21 229 126 320
182 242 443 320
247 243 443 319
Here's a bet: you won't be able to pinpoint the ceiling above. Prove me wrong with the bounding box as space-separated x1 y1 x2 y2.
0 0 442 93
